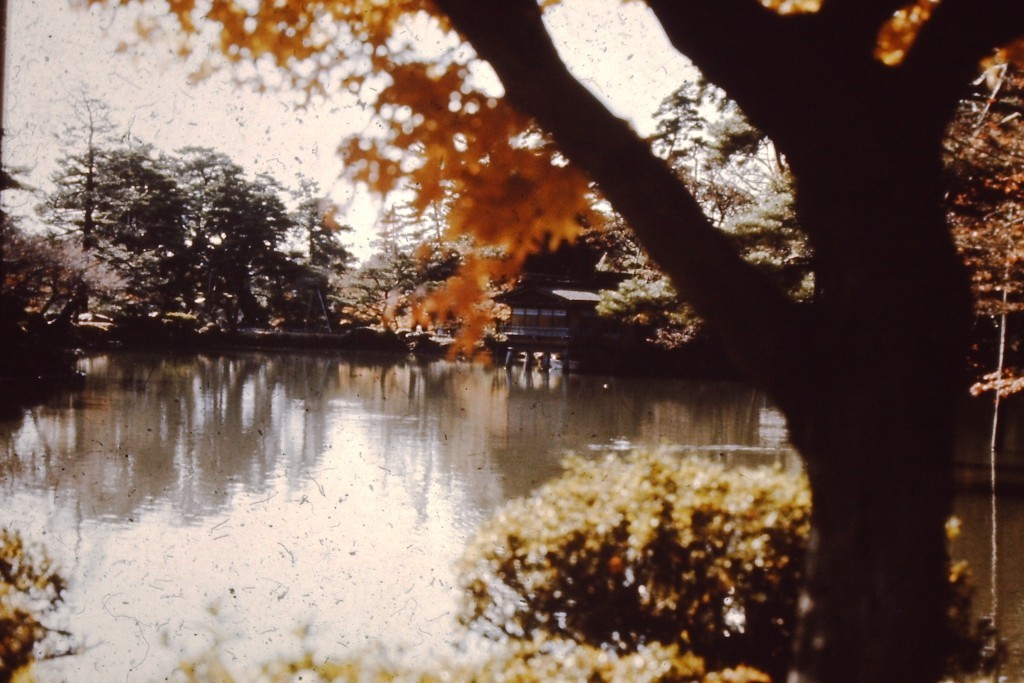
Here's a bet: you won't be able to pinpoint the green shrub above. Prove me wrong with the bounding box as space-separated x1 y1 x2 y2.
457 451 809 679
0 529 69 683
465 639 774 683
169 638 770 683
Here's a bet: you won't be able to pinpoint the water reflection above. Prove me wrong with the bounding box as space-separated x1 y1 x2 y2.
6 353 338 522
2 353 791 529
952 492 1024 672
5 351 1012 680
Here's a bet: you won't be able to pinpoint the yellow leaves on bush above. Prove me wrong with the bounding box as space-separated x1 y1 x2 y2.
458 449 994 679
702 666 773 683
459 450 810 677
1 529 69 682
170 636 722 682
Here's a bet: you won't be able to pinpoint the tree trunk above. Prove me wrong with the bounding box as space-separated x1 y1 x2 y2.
237 280 268 329
430 2 978 679
51 283 89 335
789 357 961 681
781 149 969 680
793 417 955 681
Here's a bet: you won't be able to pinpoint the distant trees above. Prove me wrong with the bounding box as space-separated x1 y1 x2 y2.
44 98 118 253
172 147 296 328
3 161 120 335
946 61 1024 394
86 145 191 316
342 203 424 326
8 85 817 347
651 79 813 302
19 107 354 334
594 80 813 348
274 177 356 331
582 212 696 348
342 201 464 329
1 206 122 334
5 95 491 340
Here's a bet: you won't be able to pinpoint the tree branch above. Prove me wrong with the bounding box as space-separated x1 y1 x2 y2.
642 0 974 164
648 0 1023 153
434 0 805 399
641 0 861 154
644 0 813 112
911 0 1024 94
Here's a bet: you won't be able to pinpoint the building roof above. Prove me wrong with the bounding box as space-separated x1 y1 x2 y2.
547 288 602 303
495 284 602 308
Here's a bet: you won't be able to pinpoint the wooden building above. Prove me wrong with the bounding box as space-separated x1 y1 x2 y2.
494 278 622 369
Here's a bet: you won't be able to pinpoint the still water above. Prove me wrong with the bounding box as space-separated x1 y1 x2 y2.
0 351 1019 680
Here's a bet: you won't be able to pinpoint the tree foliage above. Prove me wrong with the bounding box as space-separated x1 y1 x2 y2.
87 144 191 315
594 81 813 348
342 203 436 327
171 147 297 328
166 636 744 683
292 177 354 277
947 59 1024 318
0 225 123 326
3 161 122 333
281 177 355 330
946 57 1024 395
105 0 596 340
651 80 811 302
342 199 488 338
32 119 355 333
585 211 700 348
43 98 119 252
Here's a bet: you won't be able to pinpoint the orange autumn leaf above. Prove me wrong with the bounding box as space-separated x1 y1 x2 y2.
875 0 941 66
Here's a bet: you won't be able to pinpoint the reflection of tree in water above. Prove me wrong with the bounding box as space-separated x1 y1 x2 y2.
0 352 790 531
1 352 339 523
331 357 510 529
332 359 789 516
492 368 784 500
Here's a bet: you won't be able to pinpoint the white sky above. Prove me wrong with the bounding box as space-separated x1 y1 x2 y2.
2 0 692 260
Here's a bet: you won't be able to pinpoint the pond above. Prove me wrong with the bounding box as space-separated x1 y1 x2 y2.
0 351 1020 680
